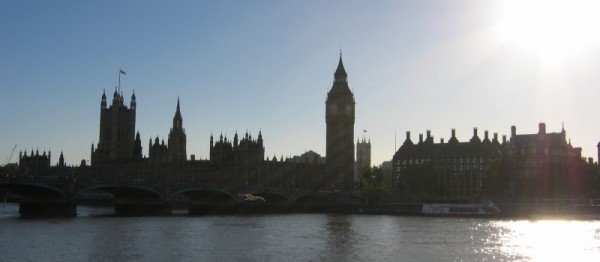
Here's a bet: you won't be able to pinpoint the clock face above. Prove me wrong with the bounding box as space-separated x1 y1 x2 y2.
329 104 338 114
345 105 352 114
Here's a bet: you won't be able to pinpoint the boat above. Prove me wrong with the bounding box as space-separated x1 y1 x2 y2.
421 200 501 217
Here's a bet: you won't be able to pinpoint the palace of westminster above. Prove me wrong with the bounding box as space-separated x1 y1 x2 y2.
16 55 594 198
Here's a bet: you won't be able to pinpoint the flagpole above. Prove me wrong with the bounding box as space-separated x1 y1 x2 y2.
394 131 397 154
118 68 121 94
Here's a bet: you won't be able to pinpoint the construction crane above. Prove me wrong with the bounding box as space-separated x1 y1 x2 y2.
6 144 17 164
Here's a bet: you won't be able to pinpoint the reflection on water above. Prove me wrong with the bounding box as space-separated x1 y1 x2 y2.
1 203 599 261
493 220 600 261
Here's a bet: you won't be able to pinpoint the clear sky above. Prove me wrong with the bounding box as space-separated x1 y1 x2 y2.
2 0 600 166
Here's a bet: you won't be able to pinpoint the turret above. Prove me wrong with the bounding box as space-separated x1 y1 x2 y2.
470 128 481 143
449 129 459 144
257 130 263 147
403 131 413 146
101 89 107 109
130 90 136 110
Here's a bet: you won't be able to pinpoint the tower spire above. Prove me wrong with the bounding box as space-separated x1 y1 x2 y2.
334 52 347 83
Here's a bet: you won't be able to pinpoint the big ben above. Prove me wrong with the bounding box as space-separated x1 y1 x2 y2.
325 54 355 191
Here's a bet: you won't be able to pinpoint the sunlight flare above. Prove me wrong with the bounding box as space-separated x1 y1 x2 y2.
494 0 600 65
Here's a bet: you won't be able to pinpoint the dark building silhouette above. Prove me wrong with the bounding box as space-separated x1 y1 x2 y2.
168 99 187 162
503 123 586 198
91 89 137 165
393 123 588 199
209 131 264 165
19 150 51 176
393 128 501 197
326 54 355 191
355 137 371 182
14 56 359 193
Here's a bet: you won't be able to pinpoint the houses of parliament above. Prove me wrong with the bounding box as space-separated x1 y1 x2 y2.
18 55 368 192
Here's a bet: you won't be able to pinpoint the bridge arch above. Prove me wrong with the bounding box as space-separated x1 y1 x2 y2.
76 185 165 202
0 182 67 200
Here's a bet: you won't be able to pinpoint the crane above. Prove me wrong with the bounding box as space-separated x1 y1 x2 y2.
6 144 17 164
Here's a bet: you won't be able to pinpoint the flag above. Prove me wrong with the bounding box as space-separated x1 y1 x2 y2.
119 68 126 75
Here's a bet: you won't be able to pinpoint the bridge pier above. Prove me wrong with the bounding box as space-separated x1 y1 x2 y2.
115 202 172 216
19 200 76 217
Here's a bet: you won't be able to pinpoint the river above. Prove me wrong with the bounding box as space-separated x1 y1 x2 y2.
1 203 599 261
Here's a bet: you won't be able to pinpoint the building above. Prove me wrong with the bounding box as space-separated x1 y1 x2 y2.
19 150 51 176
393 128 502 197
17 55 359 193
393 123 589 199
355 137 371 183
91 89 137 165
325 54 355 191
502 123 586 198
168 99 187 162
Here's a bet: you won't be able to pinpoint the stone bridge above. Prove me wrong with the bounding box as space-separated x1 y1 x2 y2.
0 177 363 216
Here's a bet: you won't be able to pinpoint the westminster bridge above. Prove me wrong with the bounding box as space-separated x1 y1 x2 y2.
0 176 365 217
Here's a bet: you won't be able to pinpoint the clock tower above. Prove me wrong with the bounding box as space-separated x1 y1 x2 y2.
325 54 355 191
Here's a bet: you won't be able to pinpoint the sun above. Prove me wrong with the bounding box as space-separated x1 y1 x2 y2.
494 0 600 65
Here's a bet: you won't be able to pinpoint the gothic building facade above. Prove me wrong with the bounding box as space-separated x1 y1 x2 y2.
91 89 137 165
325 55 355 191
59 55 358 192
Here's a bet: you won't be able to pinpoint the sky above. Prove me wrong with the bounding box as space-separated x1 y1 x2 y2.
2 0 600 166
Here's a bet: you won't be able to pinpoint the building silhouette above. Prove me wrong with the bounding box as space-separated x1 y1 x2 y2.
91 89 137 165
393 123 588 199
393 128 501 197
325 54 355 191
355 137 371 182
168 99 187 162
12 55 354 192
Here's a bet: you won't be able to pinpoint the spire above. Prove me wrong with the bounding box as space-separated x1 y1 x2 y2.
173 98 182 128
334 52 348 83
101 89 107 109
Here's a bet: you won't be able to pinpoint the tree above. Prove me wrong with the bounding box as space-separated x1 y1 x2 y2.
360 166 388 194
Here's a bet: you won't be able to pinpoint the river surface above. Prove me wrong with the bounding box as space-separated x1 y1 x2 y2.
1 203 600 261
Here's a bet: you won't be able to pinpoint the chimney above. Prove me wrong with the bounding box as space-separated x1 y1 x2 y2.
493 133 498 142
440 138 444 144
473 127 478 137
451 128 456 138
484 130 489 140
406 131 411 140
503 135 507 143
511 125 516 138
426 130 431 139
419 133 423 143
539 123 546 134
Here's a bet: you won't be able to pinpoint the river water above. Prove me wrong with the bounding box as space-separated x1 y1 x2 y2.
1 203 599 261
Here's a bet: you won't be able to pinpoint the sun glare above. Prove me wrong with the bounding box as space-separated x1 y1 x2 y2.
495 0 600 65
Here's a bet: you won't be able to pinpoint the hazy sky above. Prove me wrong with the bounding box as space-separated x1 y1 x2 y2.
2 1 600 166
